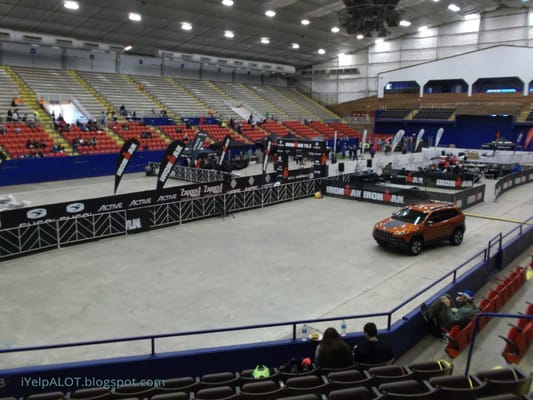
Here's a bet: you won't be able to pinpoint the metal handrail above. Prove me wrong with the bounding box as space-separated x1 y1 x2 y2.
465 313 533 376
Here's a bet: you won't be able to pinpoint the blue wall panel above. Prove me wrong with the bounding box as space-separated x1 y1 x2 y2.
0 151 164 186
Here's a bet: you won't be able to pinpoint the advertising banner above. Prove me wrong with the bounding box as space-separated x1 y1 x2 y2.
434 127 444 147
218 135 231 166
414 128 425 152
390 129 405 152
114 138 140 194
156 140 185 195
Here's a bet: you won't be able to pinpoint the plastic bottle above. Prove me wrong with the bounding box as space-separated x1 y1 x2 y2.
301 324 308 341
341 319 347 336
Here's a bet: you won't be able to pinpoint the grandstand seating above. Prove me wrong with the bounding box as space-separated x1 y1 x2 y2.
268 86 339 121
198 124 248 143
131 75 210 118
213 82 288 122
240 122 269 142
174 79 241 121
245 86 311 121
500 302 533 363
282 121 321 139
411 108 455 120
377 108 412 120
108 121 167 151
0 68 34 119
12 66 105 119
0 123 64 159
260 121 293 138
158 125 199 143
61 125 120 155
328 122 360 139
444 265 528 359
76 71 157 118
14 361 533 400
308 121 335 139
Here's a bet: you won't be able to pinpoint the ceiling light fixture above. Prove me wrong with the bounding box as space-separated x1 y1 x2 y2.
260 37 270 44
222 0 234 6
291 43 300 49
224 30 234 38
338 53 345 58
356 34 364 40
331 26 340 33
374 38 384 44
448 4 460 12
418 25 428 32
128 12 142 22
124 45 132 51
265 10 276 17
317 48 325 55
301 19 310 26
181 22 192 31
64 1 79 10
399 20 411 27
464 13 480 20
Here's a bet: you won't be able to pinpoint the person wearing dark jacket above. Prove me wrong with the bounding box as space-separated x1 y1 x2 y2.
353 322 393 365
314 327 352 369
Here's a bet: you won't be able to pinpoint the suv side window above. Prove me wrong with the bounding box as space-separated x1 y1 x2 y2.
428 210 447 223
443 209 459 220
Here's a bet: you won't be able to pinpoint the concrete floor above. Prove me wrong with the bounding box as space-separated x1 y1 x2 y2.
0 159 532 377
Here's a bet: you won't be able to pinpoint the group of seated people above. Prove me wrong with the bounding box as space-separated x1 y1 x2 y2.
72 136 97 150
313 289 479 370
314 322 394 369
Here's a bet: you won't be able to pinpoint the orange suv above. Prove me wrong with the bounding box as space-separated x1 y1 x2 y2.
373 202 466 255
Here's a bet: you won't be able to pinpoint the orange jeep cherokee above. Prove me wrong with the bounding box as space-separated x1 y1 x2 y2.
373 201 466 255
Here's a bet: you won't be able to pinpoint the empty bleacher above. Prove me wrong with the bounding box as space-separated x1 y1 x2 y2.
328 122 360 139
282 121 321 139
276 86 340 121
198 124 248 143
175 79 241 121
260 120 293 138
213 82 288 121
377 108 412 120
131 75 210 118
246 85 311 120
77 71 158 118
0 68 34 120
412 107 455 120
12 66 105 120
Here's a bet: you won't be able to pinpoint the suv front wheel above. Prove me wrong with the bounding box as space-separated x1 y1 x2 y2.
451 228 464 246
410 237 424 255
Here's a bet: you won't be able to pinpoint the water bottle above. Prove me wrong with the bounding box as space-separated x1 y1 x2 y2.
341 319 347 336
301 324 308 341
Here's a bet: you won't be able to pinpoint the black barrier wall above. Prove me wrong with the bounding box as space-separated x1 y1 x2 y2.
0 170 317 260
494 167 533 200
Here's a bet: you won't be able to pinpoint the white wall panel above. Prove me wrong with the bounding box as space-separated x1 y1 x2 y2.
119 54 161 76
1 42 62 68
480 28 527 43
483 13 527 30
399 49 435 62
163 59 201 79
400 36 438 50
369 51 401 63
437 45 478 58
66 49 115 72
438 33 479 47
440 19 481 35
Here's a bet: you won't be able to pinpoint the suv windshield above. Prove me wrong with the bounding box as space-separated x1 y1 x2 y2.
392 208 428 225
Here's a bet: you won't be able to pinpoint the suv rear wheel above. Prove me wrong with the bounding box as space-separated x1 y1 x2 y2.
410 237 424 255
451 228 464 246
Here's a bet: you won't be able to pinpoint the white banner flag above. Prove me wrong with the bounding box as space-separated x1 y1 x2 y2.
414 129 425 152
361 129 367 152
390 129 405 152
434 128 444 147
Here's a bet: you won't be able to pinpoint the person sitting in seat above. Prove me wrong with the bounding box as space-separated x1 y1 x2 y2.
353 322 393 365
314 327 352 369
420 289 478 334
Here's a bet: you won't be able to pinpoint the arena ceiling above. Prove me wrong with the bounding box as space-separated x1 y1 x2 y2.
0 0 532 68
